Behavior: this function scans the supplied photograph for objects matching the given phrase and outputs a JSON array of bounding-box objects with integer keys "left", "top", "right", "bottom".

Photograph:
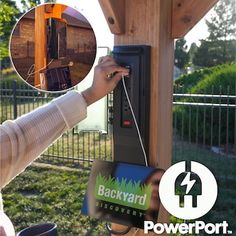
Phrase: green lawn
[{"left": 2, "top": 164, "right": 108, "bottom": 236}]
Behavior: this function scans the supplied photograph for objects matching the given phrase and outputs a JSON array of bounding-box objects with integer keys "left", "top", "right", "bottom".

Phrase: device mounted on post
[
  {"left": 47, "top": 18, "right": 67, "bottom": 60},
  {"left": 113, "top": 45, "right": 151, "bottom": 165}
]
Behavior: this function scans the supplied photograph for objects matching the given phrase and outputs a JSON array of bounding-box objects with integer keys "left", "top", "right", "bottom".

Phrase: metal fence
[
  {"left": 1, "top": 79, "right": 236, "bottom": 171},
  {"left": 173, "top": 92, "right": 236, "bottom": 153}
]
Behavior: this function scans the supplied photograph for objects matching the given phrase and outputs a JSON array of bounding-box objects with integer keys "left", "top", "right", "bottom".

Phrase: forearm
[
  {"left": 0, "top": 91, "right": 87, "bottom": 188},
  {"left": 0, "top": 56, "right": 128, "bottom": 189}
]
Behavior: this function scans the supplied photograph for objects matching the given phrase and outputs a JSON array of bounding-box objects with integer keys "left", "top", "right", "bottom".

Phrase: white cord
[
  {"left": 122, "top": 75, "right": 148, "bottom": 167},
  {"left": 26, "top": 59, "right": 54, "bottom": 81}
]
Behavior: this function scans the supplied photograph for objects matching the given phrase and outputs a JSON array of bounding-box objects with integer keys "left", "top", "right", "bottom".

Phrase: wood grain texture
[
  {"left": 45, "top": 4, "right": 67, "bottom": 19},
  {"left": 172, "top": 0, "right": 219, "bottom": 38},
  {"left": 113, "top": 0, "right": 174, "bottom": 235},
  {"left": 34, "top": 6, "right": 47, "bottom": 87},
  {"left": 98, "top": 0, "right": 125, "bottom": 34}
]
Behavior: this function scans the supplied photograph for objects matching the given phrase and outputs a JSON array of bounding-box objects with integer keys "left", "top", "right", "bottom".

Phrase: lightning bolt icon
[{"left": 180, "top": 172, "right": 196, "bottom": 194}]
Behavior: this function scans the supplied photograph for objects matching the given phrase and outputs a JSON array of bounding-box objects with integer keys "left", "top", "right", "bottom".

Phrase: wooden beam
[
  {"left": 111, "top": 0, "right": 174, "bottom": 235},
  {"left": 34, "top": 4, "right": 67, "bottom": 88},
  {"left": 45, "top": 3, "right": 67, "bottom": 19},
  {"left": 172, "top": 0, "right": 219, "bottom": 38},
  {"left": 98, "top": 0, "right": 125, "bottom": 34},
  {"left": 34, "top": 5, "right": 47, "bottom": 88}
]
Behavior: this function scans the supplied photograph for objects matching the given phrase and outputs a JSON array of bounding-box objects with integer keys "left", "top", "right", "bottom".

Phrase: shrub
[
  {"left": 174, "top": 63, "right": 236, "bottom": 147},
  {"left": 174, "top": 64, "right": 234, "bottom": 93},
  {"left": 174, "top": 67, "right": 214, "bottom": 92},
  {"left": 190, "top": 63, "right": 236, "bottom": 95}
]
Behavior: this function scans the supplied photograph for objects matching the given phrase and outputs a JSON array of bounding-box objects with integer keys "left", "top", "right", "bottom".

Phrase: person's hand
[{"left": 82, "top": 56, "right": 129, "bottom": 105}]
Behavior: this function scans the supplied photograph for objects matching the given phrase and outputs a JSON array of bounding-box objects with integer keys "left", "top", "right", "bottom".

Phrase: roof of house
[
  {"left": 63, "top": 13, "right": 91, "bottom": 29},
  {"left": 23, "top": 7, "right": 91, "bottom": 29}
]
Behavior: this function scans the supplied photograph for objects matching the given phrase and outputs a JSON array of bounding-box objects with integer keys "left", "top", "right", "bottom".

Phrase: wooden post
[
  {"left": 114, "top": 0, "right": 174, "bottom": 170},
  {"left": 113, "top": 0, "right": 174, "bottom": 235},
  {"left": 34, "top": 4, "right": 67, "bottom": 88},
  {"left": 34, "top": 5, "right": 47, "bottom": 88}
]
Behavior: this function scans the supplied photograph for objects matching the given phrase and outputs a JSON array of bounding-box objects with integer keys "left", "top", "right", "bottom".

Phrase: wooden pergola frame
[
  {"left": 34, "top": 4, "right": 67, "bottom": 88},
  {"left": 98, "top": 0, "right": 218, "bottom": 235}
]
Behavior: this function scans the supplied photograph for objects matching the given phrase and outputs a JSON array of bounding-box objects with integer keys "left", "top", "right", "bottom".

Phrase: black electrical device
[
  {"left": 112, "top": 45, "right": 151, "bottom": 165},
  {"left": 47, "top": 18, "right": 67, "bottom": 59},
  {"left": 45, "top": 66, "right": 72, "bottom": 91}
]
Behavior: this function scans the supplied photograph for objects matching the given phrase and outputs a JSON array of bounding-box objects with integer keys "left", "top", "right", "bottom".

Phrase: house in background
[{"left": 10, "top": 7, "right": 96, "bottom": 87}]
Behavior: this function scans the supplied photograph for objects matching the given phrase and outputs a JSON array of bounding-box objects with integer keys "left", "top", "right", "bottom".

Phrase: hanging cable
[
  {"left": 121, "top": 74, "right": 148, "bottom": 167},
  {"left": 26, "top": 59, "right": 54, "bottom": 81}
]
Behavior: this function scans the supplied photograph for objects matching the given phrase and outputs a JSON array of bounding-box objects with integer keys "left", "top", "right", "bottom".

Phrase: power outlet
[
  {"left": 121, "top": 66, "right": 132, "bottom": 128},
  {"left": 113, "top": 45, "right": 151, "bottom": 165}
]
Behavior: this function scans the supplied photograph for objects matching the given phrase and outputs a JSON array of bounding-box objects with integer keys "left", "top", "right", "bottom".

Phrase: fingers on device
[{"left": 112, "top": 45, "right": 151, "bottom": 165}]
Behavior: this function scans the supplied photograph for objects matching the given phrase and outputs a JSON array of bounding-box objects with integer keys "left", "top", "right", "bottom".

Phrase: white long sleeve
[{"left": 0, "top": 91, "right": 87, "bottom": 189}]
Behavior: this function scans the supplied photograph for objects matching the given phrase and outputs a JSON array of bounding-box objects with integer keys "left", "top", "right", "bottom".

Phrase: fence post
[{"left": 12, "top": 80, "right": 17, "bottom": 119}]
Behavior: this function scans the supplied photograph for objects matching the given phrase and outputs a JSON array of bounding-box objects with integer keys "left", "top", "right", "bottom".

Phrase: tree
[
  {"left": 20, "top": 0, "right": 56, "bottom": 13},
  {"left": 20, "top": 0, "right": 42, "bottom": 12},
  {"left": 188, "top": 42, "right": 198, "bottom": 64},
  {"left": 193, "top": 39, "right": 236, "bottom": 67},
  {"left": 0, "top": 0, "right": 20, "bottom": 66},
  {"left": 206, "top": 0, "right": 236, "bottom": 41},
  {"left": 174, "top": 38, "right": 190, "bottom": 70},
  {"left": 193, "top": 0, "right": 236, "bottom": 67}
]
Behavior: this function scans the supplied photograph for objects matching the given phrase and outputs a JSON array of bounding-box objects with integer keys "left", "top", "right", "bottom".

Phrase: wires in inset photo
[{"left": 26, "top": 59, "right": 54, "bottom": 81}]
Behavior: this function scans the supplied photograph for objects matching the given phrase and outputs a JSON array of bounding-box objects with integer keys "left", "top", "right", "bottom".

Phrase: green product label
[{"left": 94, "top": 174, "right": 152, "bottom": 210}]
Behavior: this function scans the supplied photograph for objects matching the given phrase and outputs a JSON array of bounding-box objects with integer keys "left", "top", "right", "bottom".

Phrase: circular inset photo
[{"left": 10, "top": 3, "right": 97, "bottom": 92}]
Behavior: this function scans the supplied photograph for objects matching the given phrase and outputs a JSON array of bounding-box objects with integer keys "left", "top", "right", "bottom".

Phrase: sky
[{"left": 185, "top": 10, "right": 213, "bottom": 47}]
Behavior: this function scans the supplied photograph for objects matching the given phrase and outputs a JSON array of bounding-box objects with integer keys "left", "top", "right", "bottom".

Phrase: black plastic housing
[
  {"left": 113, "top": 45, "right": 151, "bottom": 165},
  {"left": 47, "top": 18, "right": 67, "bottom": 59}
]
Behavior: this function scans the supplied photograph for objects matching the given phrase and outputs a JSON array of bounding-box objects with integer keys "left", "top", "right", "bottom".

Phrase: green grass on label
[{"left": 95, "top": 174, "right": 152, "bottom": 210}]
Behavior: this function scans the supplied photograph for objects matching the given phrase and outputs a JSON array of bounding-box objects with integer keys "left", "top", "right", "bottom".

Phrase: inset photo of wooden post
[{"left": 10, "top": 3, "right": 97, "bottom": 92}]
